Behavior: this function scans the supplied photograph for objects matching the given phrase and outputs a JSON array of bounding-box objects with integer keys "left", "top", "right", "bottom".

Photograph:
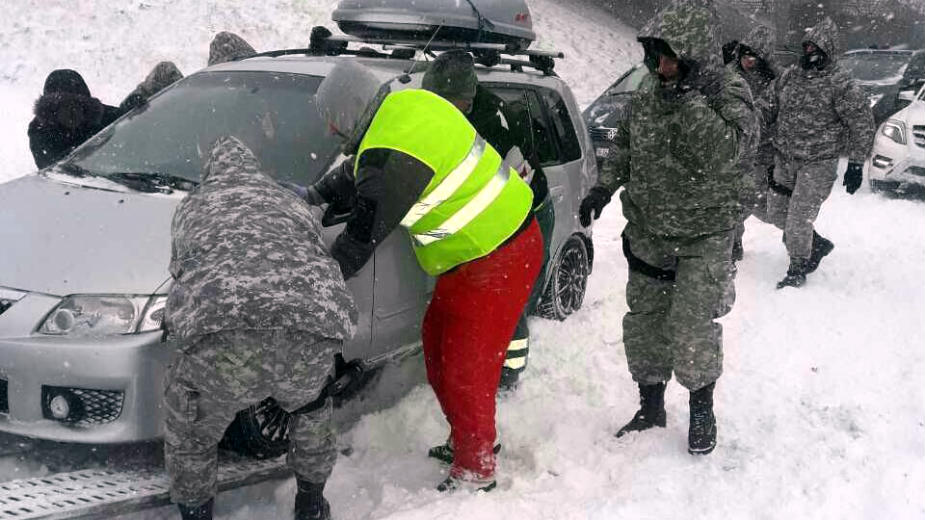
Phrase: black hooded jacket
[{"left": 28, "top": 69, "right": 125, "bottom": 169}]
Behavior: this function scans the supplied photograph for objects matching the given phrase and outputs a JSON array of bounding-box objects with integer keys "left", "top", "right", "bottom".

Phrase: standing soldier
[
  {"left": 579, "top": 3, "right": 758, "bottom": 455},
  {"left": 419, "top": 50, "right": 555, "bottom": 392},
  {"left": 732, "top": 25, "right": 779, "bottom": 260},
  {"left": 164, "top": 135, "right": 357, "bottom": 520},
  {"left": 292, "top": 60, "right": 543, "bottom": 491},
  {"left": 769, "top": 17, "right": 875, "bottom": 288}
]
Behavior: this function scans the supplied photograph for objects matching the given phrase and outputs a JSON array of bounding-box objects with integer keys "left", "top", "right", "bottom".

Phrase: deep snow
[{"left": 1, "top": 1, "right": 924, "bottom": 519}]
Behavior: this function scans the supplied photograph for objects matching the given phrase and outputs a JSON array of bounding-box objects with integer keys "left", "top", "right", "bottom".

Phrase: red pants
[{"left": 422, "top": 218, "right": 543, "bottom": 480}]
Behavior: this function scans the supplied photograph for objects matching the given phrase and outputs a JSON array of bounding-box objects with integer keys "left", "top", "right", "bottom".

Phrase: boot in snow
[
  {"left": 616, "top": 382, "right": 667, "bottom": 437},
  {"left": 178, "top": 498, "right": 213, "bottom": 520},
  {"left": 436, "top": 475, "right": 497, "bottom": 493},
  {"left": 732, "top": 237, "right": 744, "bottom": 262},
  {"left": 428, "top": 438, "right": 501, "bottom": 466},
  {"left": 804, "top": 231, "right": 834, "bottom": 274},
  {"left": 776, "top": 257, "right": 807, "bottom": 289},
  {"left": 688, "top": 382, "right": 716, "bottom": 455},
  {"left": 294, "top": 479, "right": 331, "bottom": 520}
]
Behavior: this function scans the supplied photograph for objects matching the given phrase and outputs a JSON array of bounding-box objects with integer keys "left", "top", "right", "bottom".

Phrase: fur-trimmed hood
[{"left": 33, "top": 91, "right": 106, "bottom": 130}]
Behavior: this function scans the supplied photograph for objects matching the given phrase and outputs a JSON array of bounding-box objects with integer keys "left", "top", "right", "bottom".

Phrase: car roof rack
[{"left": 245, "top": 26, "right": 564, "bottom": 76}]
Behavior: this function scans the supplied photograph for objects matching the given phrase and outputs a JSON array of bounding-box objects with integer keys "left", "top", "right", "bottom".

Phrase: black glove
[
  {"left": 579, "top": 186, "right": 612, "bottom": 227},
  {"left": 843, "top": 162, "right": 863, "bottom": 195}
]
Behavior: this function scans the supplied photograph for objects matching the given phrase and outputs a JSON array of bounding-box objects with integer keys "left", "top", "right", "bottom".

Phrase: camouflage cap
[{"left": 422, "top": 50, "right": 478, "bottom": 101}]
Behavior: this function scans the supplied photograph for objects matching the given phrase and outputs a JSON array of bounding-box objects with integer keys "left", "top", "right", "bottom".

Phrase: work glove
[
  {"left": 579, "top": 186, "right": 612, "bottom": 227},
  {"left": 278, "top": 180, "right": 309, "bottom": 199},
  {"left": 843, "top": 162, "right": 863, "bottom": 195}
]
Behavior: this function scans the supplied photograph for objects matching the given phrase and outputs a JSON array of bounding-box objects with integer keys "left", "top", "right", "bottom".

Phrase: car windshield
[
  {"left": 64, "top": 71, "right": 342, "bottom": 186},
  {"left": 606, "top": 66, "right": 648, "bottom": 96},
  {"left": 841, "top": 53, "right": 911, "bottom": 82}
]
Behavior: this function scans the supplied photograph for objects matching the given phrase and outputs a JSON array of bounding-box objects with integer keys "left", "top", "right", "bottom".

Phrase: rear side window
[{"left": 535, "top": 88, "right": 582, "bottom": 164}]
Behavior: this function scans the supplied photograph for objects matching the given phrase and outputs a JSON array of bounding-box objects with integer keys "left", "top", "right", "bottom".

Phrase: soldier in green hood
[{"left": 579, "top": 2, "right": 758, "bottom": 455}]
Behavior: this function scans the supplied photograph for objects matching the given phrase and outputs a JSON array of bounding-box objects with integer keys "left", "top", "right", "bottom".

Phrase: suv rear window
[
  {"left": 67, "top": 71, "right": 341, "bottom": 185},
  {"left": 489, "top": 85, "right": 582, "bottom": 167}
]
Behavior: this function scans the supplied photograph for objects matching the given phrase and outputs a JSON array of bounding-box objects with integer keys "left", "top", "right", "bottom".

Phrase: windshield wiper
[
  {"left": 55, "top": 162, "right": 96, "bottom": 178},
  {"left": 105, "top": 172, "right": 199, "bottom": 193}
]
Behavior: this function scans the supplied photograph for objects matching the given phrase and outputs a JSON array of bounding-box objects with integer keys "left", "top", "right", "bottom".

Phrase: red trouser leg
[{"left": 422, "top": 219, "right": 543, "bottom": 480}]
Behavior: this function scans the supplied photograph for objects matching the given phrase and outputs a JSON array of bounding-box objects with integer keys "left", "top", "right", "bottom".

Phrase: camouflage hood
[
  {"left": 201, "top": 136, "right": 262, "bottom": 183},
  {"left": 638, "top": 2, "right": 721, "bottom": 77},
  {"left": 802, "top": 17, "right": 840, "bottom": 65},
  {"left": 740, "top": 25, "right": 776, "bottom": 64}
]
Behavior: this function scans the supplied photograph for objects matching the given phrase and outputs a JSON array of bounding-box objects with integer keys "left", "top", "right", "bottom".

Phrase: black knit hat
[
  {"left": 422, "top": 50, "right": 478, "bottom": 100},
  {"left": 43, "top": 69, "right": 90, "bottom": 97}
]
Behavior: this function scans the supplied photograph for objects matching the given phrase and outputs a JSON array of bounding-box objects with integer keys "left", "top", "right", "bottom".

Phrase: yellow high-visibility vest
[{"left": 356, "top": 89, "right": 533, "bottom": 276}]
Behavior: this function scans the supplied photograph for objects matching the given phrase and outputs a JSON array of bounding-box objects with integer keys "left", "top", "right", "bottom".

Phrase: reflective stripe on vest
[{"left": 357, "top": 89, "right": 533, "bottom": 276}]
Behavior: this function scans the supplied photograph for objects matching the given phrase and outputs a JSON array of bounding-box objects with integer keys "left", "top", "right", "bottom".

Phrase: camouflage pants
[
  {"left": 621, "top": 223, "right": 735, "bottom": 391},
  {"left": 164, "top": 329, "right": 339, "bottom": 507},
  {"left": 767, "top": 158, "right": 838, "bottom": 259},
  {"left": 735, "top": 164, "right": 773, "bottom": 244}
]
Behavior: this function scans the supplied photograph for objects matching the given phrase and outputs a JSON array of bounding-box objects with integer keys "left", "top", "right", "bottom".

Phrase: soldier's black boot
[
  {"left": 178, "top": 498, "right": 214, "bottom": 520},
  {"left": 805, "top": 231, "right": 834, "bottom": 274},
  {"left": 776, "top": 257, "right": 807, "bottom": 289},
  {"left": 294, "top": 479, "right": 331, "bottom": 520},
  {"left": 688, "top": 382, "right": 717, "bottom": 455},
  {"left": 616, "top": 382, "right": 667, "bottom": 437}
]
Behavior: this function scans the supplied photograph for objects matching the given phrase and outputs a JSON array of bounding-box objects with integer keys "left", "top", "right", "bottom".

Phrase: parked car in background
[
  {"left": 866, "top": 83, "right": 925, "bottom": 194},
  {"left": 840, "top": 49, "right": 917, "bottom": 108},
  {"left": 0, "top": 3, "right": 596, "bottom": 457},
  {"left": 870, "top": 50, "right": 925, "bottom": 125},
  {"left": 582, "top": 64, "right": 646, "bottom": 171}
]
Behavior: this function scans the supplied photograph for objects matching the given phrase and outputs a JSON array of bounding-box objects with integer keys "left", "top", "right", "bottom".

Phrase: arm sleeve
[
  {"left": 834, "top": 78, "right": 876, "bottom": 164},
  {"left": 331, "top": 148, "right": 434, "bottom": 279},
  {"left": 311, "top": 158, "right": 358, "bottom": 206},
  {"left": 596, "top": 103, "right": 632, "bottom": 196}
]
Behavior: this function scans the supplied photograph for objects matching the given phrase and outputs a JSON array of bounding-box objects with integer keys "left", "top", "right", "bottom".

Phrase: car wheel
[
  {"left": 537, "top": 236, "right": 590, "bottom": 321},
  {"left": 220, "top": 397, "right": 291, "bottom": 460}
]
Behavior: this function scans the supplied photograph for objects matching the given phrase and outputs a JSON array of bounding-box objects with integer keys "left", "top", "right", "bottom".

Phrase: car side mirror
[{"left": 321, "top": 203, "right": 353, "bottom": 227}]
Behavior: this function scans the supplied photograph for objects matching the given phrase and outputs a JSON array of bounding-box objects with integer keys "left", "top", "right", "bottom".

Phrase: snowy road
[{"left": 1, "top": 1, "right": 924, "bottom": 519}]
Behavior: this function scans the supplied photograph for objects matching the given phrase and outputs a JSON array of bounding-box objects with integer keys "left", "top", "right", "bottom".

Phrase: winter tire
[
  {"left": 220, "top": 397, "right": 291, "bottom": 460},
  {"left": 537, "top": 235, "right": 590, "bottom": 321}
]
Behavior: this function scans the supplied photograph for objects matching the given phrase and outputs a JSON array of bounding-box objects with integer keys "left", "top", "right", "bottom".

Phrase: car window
[
  {"left": 537, "top": 88, "right": 582, "bottom": 164},
  {"left": 524, "top": 90, "right": 560, "bottom": 166},
  {"left": 606, "top": 66, "right": 647, "bottom": 96},
  {"left": 486, "top": 87, "right": 536, "bottom": 160},
  {"left": 66, "top": 71, "right": 341, "bottom": 185},
  {"left": 841, "top": 53, "right": 912, "bottom": 82}
]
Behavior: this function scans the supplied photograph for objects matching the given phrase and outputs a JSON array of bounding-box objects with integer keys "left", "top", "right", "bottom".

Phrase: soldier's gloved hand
[
  {"left": 843, "top": 162, "right": 863, "bottom": 195},
  {"left": 579, "top": 186, "right": 612, "bottom": 227}
]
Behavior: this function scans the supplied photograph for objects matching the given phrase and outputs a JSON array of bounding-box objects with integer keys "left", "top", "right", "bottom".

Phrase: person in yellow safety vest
[
  {"left": 419, "top": 50, "right": 556, "bottom": 394},
  {"left": 283, "top": 60, "right": 544, "bottom": 492}
]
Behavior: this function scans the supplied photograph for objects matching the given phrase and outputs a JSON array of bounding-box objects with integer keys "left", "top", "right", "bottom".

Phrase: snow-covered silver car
[
  {"left": 866, "top": 83, "right": 925, "bottom": 193},
  {"left": 0, "top": 48, "right": 596, "bottom": 451}
]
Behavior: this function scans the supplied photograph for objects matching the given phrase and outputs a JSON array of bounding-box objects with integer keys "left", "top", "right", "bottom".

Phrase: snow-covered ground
[{"left": 2, "top": 1, "right": 924, "bottom": 519}]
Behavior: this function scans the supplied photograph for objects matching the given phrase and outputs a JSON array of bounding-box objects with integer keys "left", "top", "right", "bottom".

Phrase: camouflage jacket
[
  {"left": 738, "top": 25, "right": 778, "bottom": 170},
  {"left": 772, "top": 18, "right": 875, "bottom": 164},
  {"left": 597, "top": 3, "right": 758, "bottom": 238},
  {"left": 165, "top": 137, "right": 357, "bottom": 341}
]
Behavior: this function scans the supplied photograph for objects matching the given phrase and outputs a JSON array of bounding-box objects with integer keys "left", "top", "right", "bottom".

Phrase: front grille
[
  {"left": 0, "top": 379, "right": 8, "bottom": 414},
  {"left": 42, "top": 386, "right": 124, "bottom": 426},
  {"left": 589, "top": 126, "right": 618, "bottom": 142},
  {"left": 914, "top": 126, "right": 925, "bottom": 149}
]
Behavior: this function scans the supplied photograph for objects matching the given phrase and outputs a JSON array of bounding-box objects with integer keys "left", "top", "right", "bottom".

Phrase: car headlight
[
  {"left": 881, "top": 120, "right": 907, "bottom": 145},
  {"left": 38, "top": 295, "right": 167, "bottom": 337}
]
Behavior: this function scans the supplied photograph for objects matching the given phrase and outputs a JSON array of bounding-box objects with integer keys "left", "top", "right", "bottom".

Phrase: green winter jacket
[{"left": 597, "top": 3, "right": 758, "bottom": 238}]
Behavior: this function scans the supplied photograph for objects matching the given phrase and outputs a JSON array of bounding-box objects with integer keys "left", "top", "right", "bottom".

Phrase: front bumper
[
  {"left": 867, "top": 135, "right": 925, "bottom": 187},
  {"left": 0, "top": 292, "right": 170, "bottom": 443}
]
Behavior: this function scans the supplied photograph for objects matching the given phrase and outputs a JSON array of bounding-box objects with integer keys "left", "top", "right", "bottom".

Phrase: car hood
[
  {"left": 896, "top": 99, "right": 925, "bottom": 124},
  {"left": 0, "top": 174, "right": 179, "bottom": 296}
]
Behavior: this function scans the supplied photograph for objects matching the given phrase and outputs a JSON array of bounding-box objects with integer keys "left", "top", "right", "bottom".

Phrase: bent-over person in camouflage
[
  {"left": 768, "top": 17, "right": 874, "bottom": 288},
  {"left": 579, "top": 2, "right": 758, "bottom": 456},
  {"left": 163, "top": 136, "right": 357, "bottom": 520}
]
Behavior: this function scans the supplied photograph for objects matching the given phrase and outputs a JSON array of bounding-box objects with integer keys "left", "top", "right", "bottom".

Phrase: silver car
[{"left": 0, "top": 52, "right": 596, "bottom": 454}]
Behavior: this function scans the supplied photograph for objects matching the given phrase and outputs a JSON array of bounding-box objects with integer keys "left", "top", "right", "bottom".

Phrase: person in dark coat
[{"left": 27, "top": 69, "right": 124, "bottom": 168}]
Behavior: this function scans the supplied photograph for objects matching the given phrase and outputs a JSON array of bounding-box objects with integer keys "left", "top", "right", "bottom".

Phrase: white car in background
[{"left": 867, "top": 84, "right": 925, "bottom": 193}]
